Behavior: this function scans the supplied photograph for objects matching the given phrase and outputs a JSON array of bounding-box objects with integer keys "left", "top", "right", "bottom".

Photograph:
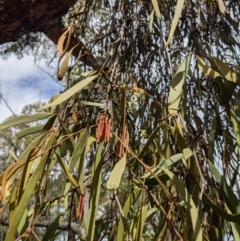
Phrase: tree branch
[
  {"left": 0, "top": 215, "right": 84, "bottom": 235},
  {"left": 0, "top": 0, "right": 105, "bottom": 69}
]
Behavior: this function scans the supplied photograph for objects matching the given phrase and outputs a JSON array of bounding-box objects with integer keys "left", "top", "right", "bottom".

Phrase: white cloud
[{"left": 0, "top": 55, "right": 63, "bottom": 122}]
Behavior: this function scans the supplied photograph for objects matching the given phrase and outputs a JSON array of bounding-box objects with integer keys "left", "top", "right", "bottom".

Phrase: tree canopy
[{"left": 1, "top": 0, "right": 240, "bottom": 240}]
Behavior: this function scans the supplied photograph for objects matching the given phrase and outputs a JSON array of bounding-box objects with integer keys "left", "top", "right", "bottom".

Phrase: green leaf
[
  {"left": 5, "top": 131, "right": 56, "bottom": 241},
  {"left": 207, "top": 118, "right": 217, "bottom": 162},
  {"left": 19, "top": 134, "right": 43, "bottom": 161},
  {"left": 64, "top": 182, "right": 71, "bottom": 210},
  {"left": 2, "top": 134, "right": 43, "bottom": 202},
  {"left": 234, "top": 94, "right": 240, "bottom": 118},
  {"left": 136, "top": 205, "right": 148, "bottom": 241},
  {"left": 142, "top": 153, "right": 183, "bottom": 180},
  {"left": 42, "top": 114, "right": 57, "bottom": 132},
  {"left": 161, "top": 168, "right": 203, "bottom": 241},
  {"left": 219, "top": 81, "right": 236, "bottom": 105},
  {"left": 230, "top": 108, "right": 240, "bottom": 157},
  {"left": 197, "top": 57, "right": 221, "bottom": 79},
  {"left": 16, "top": 125, "right": 44, "bottom": 139},
  {"left": 17, "top": 209, "right": 28, "bottom": 235},
  {"left": 17, "top": 151, "right": 41, "bottom": 204},
  {"left": 168, "top": 55, "right": 191, "bottom": 116},
  {"left": 55, "top": 152, "right": 79, "bottom": 191},
  {"left": 42, "top": 214, "right": 63, "bottom": 241},
  {"left": 200, "top": 10, "right": 207, "bottom": 29},
  {"left": 117, "top": 188, "right": 139, "bottom": 241},
  {"left": 165, "top": 0, "right": 185, "bottom": 46},
  {"left": 212, "top": 57, "right": 238, "bottom": 83},
  {"left": 0, "top": 112, "right": 51, "bottom": 130},
  {"left": 80, "top": 70, "right": 98, "bottom": 77},
  {"left": 198, "top": 56, "right": 238, "bottom": 84},
  {"left": 138, "top": 126, "right": 161, "bottom": 159},
  {"left": 169, "top": 125, "right": 188, "bottom": 150},
  {"left": 148, "top": 10, "right": 154, "bottom": 31},
  {"left": 226, "top": 205, "right": 240, "bottom": 241},
  {"left": 203, "top": 193, "right": 240, "bottom": 222},
  {"left": 208, "top": 160, "right": 240, "bottom": 213},
  {"left": 69, "top": 127, "right": 89, "bottom": 172},
  {"left": 183, "top": 148, "right": 193, "bottom": 160},
  {"left": 39, "top": 75, "right": 99, "bottom": 110},
  {"left": 146, "top": 207, "right": 158, "bottom": 220},
  {"left": 151, "top": 0, "right": 161, "bottom": 19},
  {"left": 81, "top": 101, "right": 105, "bottom": 107},
  {"left": 8, "top": 180, "right": 20, "bottom": 224},
  {"left": 107, "top": 154, "right": 127, "bottom": 190},
  {"left": 87, "top": 144, "right": 103, "bottom": 241}
]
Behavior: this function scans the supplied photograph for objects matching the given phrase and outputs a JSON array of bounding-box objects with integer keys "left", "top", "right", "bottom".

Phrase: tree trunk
[{"left": 0, "top": 0, "right": 102, "bottom": 69}]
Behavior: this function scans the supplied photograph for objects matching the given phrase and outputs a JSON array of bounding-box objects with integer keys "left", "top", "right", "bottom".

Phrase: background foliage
[{"left": 1, "top": 0, "right": 240, "bottom": 240}]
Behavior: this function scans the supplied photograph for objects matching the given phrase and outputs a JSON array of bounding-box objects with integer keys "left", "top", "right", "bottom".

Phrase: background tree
[{"left": 1, "top": 0, "right": 240, "bottom": 240}]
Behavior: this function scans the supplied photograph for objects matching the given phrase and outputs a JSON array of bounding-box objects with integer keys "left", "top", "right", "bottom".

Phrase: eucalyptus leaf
[{"left": 0, "top": 112, "right": 51, "bottom": 131}]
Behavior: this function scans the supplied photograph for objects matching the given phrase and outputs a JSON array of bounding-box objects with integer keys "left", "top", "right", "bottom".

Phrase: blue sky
[{"left": 0, "top": 55, "right": 64, "bottom": 122}]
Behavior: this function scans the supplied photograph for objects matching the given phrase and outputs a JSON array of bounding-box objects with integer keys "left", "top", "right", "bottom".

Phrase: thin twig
[
  {"left": 114, "top": 192, "right": 125, "bottom": 218},
  {"left": 0, "top": 94, "right": 17, "bottom": 117},
  {"left": 153, "top": 22, "right": 174, "bottom": 79},
  {"left": 193, "top": 149, "right": 207, "bottom": 212},
  {"left": 130, "top": 170, "right": 183, "bottom": 241}
]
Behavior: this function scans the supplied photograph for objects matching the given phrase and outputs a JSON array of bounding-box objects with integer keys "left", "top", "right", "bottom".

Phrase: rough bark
[{"left": 0, "top": 0, "right": 102, "bottom": 69}]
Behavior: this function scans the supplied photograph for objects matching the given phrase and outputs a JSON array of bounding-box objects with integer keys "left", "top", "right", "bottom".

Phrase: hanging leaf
[
  {"left": 217, "top": 0, "right": 225, "bottom": 14},
  {"left": 87, "top": 145, "right": 103, "bottom": 241},
  {"left": 117, "top": 188, "right": 139, "bottom": 240},
  {"left": 212, "top": 57, "right": 238, "bottom": 83},
  {"left": 39, "top": 74, "right": 99, "bottom": 110},
  {"left": 135, "top": 205, "right": 148, "bottom": 241},
  {"left": 138, "top": 126, "right": 161, "bottom": 159},
  {"left": 169, "top": 125, "right": 188, "bottom": 151},
  {"left": 168, "top": 55, "right": 191, "bottom": 116},
  {"left": 55, "top": 153, "right": 79, "bottom": 191},
  {"left": 57, "top": 28, "right": 69, "bottom": 57},
  {"left": 183, "top": 148, "right": 193, "bottom": 160},
  {"left": 81, "top": 101, "right": 105, "bottom": 107},
  {"left": 234, "top": 94, "right": 240, "bottom": 118},
  {"left": 203, "top": 192, "right": 240, "bottom": 222},
  {"left": 16, "top": 124, "right": 44, "bottom": 139},
  {"left": 0, "top": 112, "right": 51, "bottom": 131},
  {"left": 200, "top": 10, "right": 207, "bottom": 28},
  {"left": 230, "top": 108, "right": 240, "bottom": 157},
  {"left": 151, "top": 0, "right": 161, "bottom": 19},
  {"left": 2, "top": 134, "right": 43, "bottom": 202},
  {"left": 199, "top": 56, "right": 238, "bottom": 84},
  {"left": 207, "top": 118, "right": 217, "bottom": 162},
  {"left": 219, "top": 81, "right": 236, "bottom": 105},
  {"left": 161, "top": 168, "right": 203, "bottom": 241},
  {"left": 208, "top": 160, "right": 240, "bottom": 213},
  {"left": 141, "top": 153, "right": 183, "bottom": 180},
  {"left": 57, "top": 24, "right": 74, "bottom": 58},
  {"left": 57, "top": 43, "right": 79, "bottom": 80},
  {"left": 5, "top": 131, "right": 56, "bottom": 241},
  {"left": 42, "top": 214, "right": 64, "bottom": 241},
  {"left": 69, "top": 127, "right": 89, "bottom": 173},
  {"left": 165, "top": 0, "right": 185, "bottom": 46},
  {"left": 107, "top": 154, "right": 127, "bottom": 190},
  {"left": 148, "top": 10, "right": 155, "bottom": 32},
  {"left": 226, "top": 205, "right": 240, "bottom": 241},
  {"left": 197, "top": 57, "right": 221, "bottom": 78}
]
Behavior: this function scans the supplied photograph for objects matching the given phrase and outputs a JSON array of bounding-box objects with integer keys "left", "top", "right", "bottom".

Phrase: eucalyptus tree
[{"left": 1, "top": 0, "right": 240, "bottom": 240}]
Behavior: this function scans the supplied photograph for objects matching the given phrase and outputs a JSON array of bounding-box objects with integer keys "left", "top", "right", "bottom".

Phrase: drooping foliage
[{"left": 1, "top": 0, "right": 240, "bottom": 240}]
